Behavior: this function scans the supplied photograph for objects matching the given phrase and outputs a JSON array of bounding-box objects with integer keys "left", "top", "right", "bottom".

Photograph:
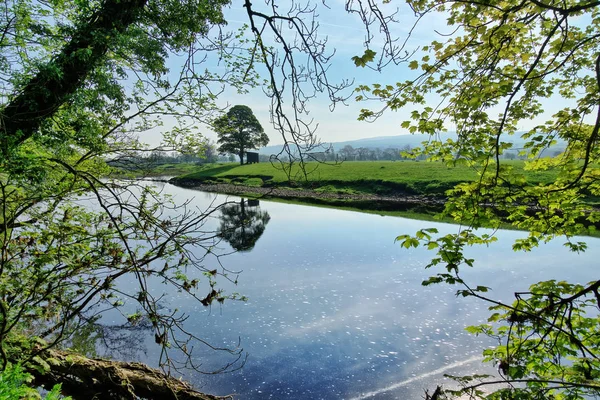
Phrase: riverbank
[
  {"left": 167, "top": 177, "right": 455, "bottom": 224},
  {"left": 170, "top": 178, "right": 446, "bottom": 212},
  {"left": 163, "top": 160, "right": 560, "bottom": 218},
  {"left": 140, "top": 159, "right": 600, "bottom": 236}
]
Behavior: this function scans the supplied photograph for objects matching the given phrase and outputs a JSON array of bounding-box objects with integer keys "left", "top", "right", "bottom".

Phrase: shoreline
[{"left": 169, "top": 178, "right": 447, "bottom": 212}]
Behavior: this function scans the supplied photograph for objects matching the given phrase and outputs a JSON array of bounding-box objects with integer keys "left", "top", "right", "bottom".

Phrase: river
[{"left": 95, "top": 182, "right": 599, "bottom": 399}]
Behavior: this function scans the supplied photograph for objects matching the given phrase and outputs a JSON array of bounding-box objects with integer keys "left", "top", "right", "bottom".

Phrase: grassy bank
[
  {"left": 112, "top": 162, "right": 203, "bottom": 178},
  {"left": 166, "top": 161, "right": 600, "bottom": 235},
  {"left": 173, "top": 160, "right": 557, "bottom": 196}
]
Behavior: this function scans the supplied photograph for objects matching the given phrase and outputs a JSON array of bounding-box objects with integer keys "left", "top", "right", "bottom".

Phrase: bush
[{"left": 0, "top": 363, "right": 71, "bottom": 400}]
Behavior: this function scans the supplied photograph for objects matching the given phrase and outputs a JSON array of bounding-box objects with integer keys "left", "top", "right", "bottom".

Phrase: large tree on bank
[
  {"left": 0, "top": 0, "right": 254, "bottom": 397},
  {"left": 0, "top": 0, "right": 345, "bottom": 395},
  {"left": 213, "top": 105, "right": 269, "bottom": 164}
]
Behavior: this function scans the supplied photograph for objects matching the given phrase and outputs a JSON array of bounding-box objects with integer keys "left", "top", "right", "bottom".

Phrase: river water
[{"left": 98, "top": 182, "right": 599, "bottom": 399}]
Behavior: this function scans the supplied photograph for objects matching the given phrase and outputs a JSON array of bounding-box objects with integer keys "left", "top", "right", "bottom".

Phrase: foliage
[
  {"left": 212, "top": 105, "right": 269, "bottom": 164},
  {"left": 5, "top": 0, "right": 600, "bottom": 397},
  {"left": 0, "top": 0, "right": 258, "bottom": 391},
  {"left": 355, "top": 0, "right": 600, "bottom": 398},
  {"left": 0, "top": 363, "right": 70, "bottom": 400}
]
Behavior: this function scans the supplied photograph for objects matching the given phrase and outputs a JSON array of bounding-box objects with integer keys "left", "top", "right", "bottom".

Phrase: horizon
[{"left": 137, "top": 2, "right": 575, "bottom": 153}]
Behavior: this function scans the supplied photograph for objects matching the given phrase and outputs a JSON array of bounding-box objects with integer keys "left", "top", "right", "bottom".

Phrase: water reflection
[
  {"left": 217, "top": 199, "right": 271, "bottom": 252},
  {"left": 68, "top": 317, "right": 153, "bottom": 361},
  {"left": 88, "top": 184, "right": 600, "bottom": 399}
]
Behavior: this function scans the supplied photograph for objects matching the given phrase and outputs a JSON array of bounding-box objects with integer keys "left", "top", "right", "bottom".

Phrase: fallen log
[{"left": 26, "top": 347, "right": 232, "bottom": 400}]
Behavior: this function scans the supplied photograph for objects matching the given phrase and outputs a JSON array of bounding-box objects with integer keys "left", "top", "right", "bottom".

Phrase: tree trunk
[
  {"left": 27, "top": 347, "right": 230, "bottom": 400},
  {"left": 239, "top": 149, "right": 244, "bottom": 165},
  {"left": 0, "top": 0, "right": 147, "bottom": 156}
]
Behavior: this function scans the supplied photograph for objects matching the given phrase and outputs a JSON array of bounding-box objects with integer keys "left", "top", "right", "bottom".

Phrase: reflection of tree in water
[
  {"left": 66, "top": 306, "right": 247, "bottom": 375},
  {"left": 68, "top": 317, "right": 154, "bottom": 362},
  {"left": 218, "top": 199, "right": 270, "bottom": 252}
]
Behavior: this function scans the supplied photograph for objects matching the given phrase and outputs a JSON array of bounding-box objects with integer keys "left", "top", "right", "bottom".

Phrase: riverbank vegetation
[
  {"left": 0, "top": 0, "right": 253, "bottom": 398},
  {"left": 172, "top": 160, "right": 559, "bottom": 196},
  {"left": 364, "top": 0, "right": 600, "bottom": 398}
]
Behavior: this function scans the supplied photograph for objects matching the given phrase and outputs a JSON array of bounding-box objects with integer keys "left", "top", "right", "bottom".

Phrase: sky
[
  {"left": 166, "top": 0, "right": 438, "bottom": 147},
  {"left": 149, "top": 0, "right": 577, "bottom": 149}
]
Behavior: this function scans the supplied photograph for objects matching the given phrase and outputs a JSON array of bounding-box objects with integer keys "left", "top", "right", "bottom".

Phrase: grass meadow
[{"left": 176, "top": 160, "right": 558, "bottom": 196}]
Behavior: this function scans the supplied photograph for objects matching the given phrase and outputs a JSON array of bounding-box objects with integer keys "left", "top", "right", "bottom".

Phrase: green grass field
[
  {"left": 145, "top": 163, "right": 201, "bottom": 176},
  {"left": 175, "top": 160, "right": 558, "bottom": 196},
  {"left": 112, "top": 162, "right": 203, "bottom": 178}
]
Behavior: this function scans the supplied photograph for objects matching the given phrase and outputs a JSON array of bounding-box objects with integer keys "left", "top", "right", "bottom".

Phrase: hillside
[{"left": 259, "top": 132, "right": 567, "bottom": 156}]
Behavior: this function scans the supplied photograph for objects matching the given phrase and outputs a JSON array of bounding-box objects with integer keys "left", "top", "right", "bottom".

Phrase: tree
[
  {"left": 0, "top": 0, "right": 255, "bottom": 396},
  {"left": 372, "top": 148, "right": 383, "bottom": 161},
  {"left": 0, "top": 0, "right": 366, "bottom": 395},
  {"left": 339, "top": 145, "right": 356, "bottom": 161},
  {"left": 382, "top": 148, "right": 399, "bottom": 161},
  {"left": 203, "top": 141, "right": 218, "bottom": 164},
  {"left": 356, "top": 147, "right": 370, "bottom": 161},
  {"left": 355, "top": 1, "right": 600, "bottom": 398},
  {"left": 0, "top": 0, "right": 354, "bottom": 393},
  {"left": 213, "top": 105, "right": 269, "bottom": 165}
]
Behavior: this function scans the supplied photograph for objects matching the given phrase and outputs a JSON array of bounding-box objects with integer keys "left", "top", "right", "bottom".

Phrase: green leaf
[{"left": 351, "top": 49, "right": 377, "bottom": 67}]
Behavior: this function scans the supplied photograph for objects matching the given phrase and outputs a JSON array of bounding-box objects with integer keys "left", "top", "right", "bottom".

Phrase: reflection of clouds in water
[
  {"left": 138, "top": 184, "right": 600, "bottom": 399},
  {"left": 238, "top": 261, "right": 495, "bottom": 398},
  {"left": 349, "top": 355, "right": 484, "bottom": 400},
  {"left": 283, "top": 297, "right": 401, "bottom": 336}
]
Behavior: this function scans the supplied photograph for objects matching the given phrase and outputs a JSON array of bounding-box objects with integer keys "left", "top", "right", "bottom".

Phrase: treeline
[
  {"left": 297, "top": 145, "right": 421, "bottom": 162},
  {"left": 334, "top": 145, "right": 416, "bottom": 161},
  {"left": 308, "top": 145, "right": 565, "bottom": 162},
  {"left": 111, "top": 143, "right": 566, "bottom": 168},
  {"left": 109, "top": 147, "right": 274, "bottom": 169}
]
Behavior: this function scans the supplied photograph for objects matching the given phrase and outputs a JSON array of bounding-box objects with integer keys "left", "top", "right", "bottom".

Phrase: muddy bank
[{"left": 169, "top": 178, "right": 446, "bottom": 213}]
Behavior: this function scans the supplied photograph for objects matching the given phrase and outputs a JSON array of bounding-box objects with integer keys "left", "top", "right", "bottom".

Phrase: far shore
[{"left": 169, "top": 178, "right": 447, "bottom": 217}]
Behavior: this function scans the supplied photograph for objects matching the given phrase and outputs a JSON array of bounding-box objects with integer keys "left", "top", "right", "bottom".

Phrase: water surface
[{"left": 101, "top": 183, "right": 599, "bottom": 399}]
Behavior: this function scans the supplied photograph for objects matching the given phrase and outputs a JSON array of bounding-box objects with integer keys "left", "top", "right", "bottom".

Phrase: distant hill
[
  {"left": 259, "top": 133, "right": 450, "bottom": 155},
  {"left": 259, "top": 132, "right": 566, "bottom": 155}
]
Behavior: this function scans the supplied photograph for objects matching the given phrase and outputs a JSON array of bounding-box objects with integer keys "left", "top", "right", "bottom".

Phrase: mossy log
[{"left": 27, "top": 348, "right": 231, "bottom": 400}]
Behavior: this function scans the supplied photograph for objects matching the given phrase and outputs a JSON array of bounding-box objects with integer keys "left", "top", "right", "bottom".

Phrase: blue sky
[
  {"left": 186, "top": 0, "right": 434, "bottom": 147},
  {"left": 149, "top": 0, "right": 576, "bottom": 149}
]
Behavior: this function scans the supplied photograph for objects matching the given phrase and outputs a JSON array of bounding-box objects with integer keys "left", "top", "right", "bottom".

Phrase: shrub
[{"left": 0, "top": 363, "right": 71, "bottom": 400}]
